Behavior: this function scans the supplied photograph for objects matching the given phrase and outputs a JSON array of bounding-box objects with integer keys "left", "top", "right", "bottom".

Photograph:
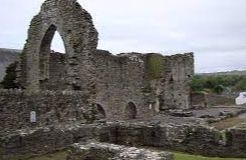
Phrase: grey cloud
[{"left": 1, "top": 0, "right": 246, "bottom": 73}]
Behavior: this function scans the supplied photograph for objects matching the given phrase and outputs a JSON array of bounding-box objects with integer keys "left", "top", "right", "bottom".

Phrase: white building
[{"left": 236, "top": 92, "right": 246, "bottom": 105}]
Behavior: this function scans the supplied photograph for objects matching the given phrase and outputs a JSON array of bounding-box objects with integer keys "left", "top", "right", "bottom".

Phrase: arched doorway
[
  {"left": 125, "top": 102, "right": 137, "bottom": 119},
  {"left": 95, "top": 104, "right": 106, "bottom": 119}
]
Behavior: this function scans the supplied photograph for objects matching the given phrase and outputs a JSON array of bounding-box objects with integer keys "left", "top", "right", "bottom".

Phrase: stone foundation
[
  {"left": 1, "top": 122, "right": 246, "bottom": 159},
  {"left": 0, "top": 90, "right": 98, "bottom": 133},
  {"left": 67, "top": 142, "right": 173, "bottom": 160}
]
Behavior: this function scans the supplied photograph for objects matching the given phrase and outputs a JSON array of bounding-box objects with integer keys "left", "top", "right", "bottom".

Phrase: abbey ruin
[{"left": 1, "top": 0, "right": 246, "bottom": 159}]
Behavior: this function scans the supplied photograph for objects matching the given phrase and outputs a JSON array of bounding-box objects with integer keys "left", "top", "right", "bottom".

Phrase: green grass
[
  {"left": 28, "top": 151, "right": 68, "bottom": 160},
  {"left": 211, "top": 117, "right": 246, "bottom": 130},
  {"left": 9, "top": 151, "right": 68, "bottom": 160},
  {"left": 175, "top": 153, "right": 246, "bottom": 160},
  {"left": 9, "top": 150, "right": 246, "bottom": 160}
]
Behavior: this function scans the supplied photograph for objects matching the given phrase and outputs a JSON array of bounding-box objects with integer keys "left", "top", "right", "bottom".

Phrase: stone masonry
[
  {"left": 15, "top": 0, "right": 194, "bottom": 121},
  {"left": 2, "top": 0, "right": 246, "bottom": 159},
  {"left": 67, "top": 142, "right": 173, "bottom": 160}
]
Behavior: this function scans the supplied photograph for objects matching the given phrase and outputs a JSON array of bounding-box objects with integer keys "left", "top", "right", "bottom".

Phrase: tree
[
  {"left": 1, "top": 61, "right": 19, "bottom": 89},
  {"left": 213, "top": 85, "right": 224, "bottom": 94}
]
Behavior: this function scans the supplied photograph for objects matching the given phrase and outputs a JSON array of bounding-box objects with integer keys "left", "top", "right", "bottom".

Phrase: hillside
[
  {"left": 0, "top": 48, "right": 20, "bottom": 81},
  {"left": 200, "top": 70, "right": 246, "bottom": 76}
]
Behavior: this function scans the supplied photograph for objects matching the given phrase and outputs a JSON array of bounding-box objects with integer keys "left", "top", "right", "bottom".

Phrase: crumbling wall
[
  {"left": 18, "top": 0, "right": 98, "bottom": 93},
  {"left": 67, "top": 142, "right": 173, "bottom": 160},
  {"left": 0, "top": 90, "right": 99, "bottom": 133},
  {"left": 2, "top": 122, "right": 246, "bottom": 159},
  {"left": 104, "top": 123, "right": 246, "bottom": 158},
  {"left": 0, "top": 124, "right": 111, "bottom": 159},
  {"left": 92, "top": 51, "right": 194, "bottom": 119},
  {"left": 160, "top": 53, "right": 194, "bottom": 110},
  {"left": 93, "top": 51, "right": 156, "bottom": 120},
  {"left": 15, "top": 0, "right": 194, "bottom": 121}
]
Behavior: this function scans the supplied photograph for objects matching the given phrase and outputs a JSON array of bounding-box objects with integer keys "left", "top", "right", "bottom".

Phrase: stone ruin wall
[
  {"left": 0, "top": 90, "right": 100, "bottom": 133},
  {"left": 1, "top": 122, "right": 246, "bottom": 159},
  {"left": 9, "top": 0, "right": 195, "bottom": 122},
  {"left": 1, "top": 0, "right": 246, "bottom": 159},
  {"left": 93, "top": 51, "right": 194, "bottom": 120},
  {"left": 0, "top": 51, "right": 193, "bottom": 132}
]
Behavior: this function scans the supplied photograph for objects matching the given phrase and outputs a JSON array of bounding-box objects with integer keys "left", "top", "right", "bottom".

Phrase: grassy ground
[
  {"left": 11, "top": 151, "right": 246, "bottom": 160},
  {"left": 175, "top": 153, "right": 246, "bottom": 160},
  {"left": 27, "top": 151, "right": 68, "bottom": 160},
  {"left": 9, "top": 151, "right": 68, "bottom": 160},
  {"left": 211, "top": 117, "right": 246, "bottom": 130}
]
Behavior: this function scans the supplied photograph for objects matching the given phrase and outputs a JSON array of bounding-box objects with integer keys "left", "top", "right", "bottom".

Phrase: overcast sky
[{"left": 0, "top": 0, "right": 246, "bottom": 73}]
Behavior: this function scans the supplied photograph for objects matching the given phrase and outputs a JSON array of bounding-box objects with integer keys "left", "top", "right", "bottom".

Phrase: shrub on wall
[{"left": 146, "top": 54, "right": 164, "bottom": 79}]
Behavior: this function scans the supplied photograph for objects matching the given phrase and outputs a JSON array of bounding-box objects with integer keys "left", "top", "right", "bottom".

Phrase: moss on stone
[{"left": 146, "top": 54, "right": 164, "bottom": 79}]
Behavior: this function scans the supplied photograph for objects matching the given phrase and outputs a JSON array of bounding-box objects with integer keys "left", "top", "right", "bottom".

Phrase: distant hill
[
  {"left": 199, "top": 70, "right": 246, "bottom": 76},
  {"left": 0, "top": 48, "right": 20, "bottom": 81}
]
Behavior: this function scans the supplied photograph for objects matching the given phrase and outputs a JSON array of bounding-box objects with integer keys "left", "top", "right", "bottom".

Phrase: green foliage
[
  {"left": 213, "top": 85, "right": 225, "bottom": 94},
  {"left": 1, "top": 61, "right": 19, "bottom": 89},
  {"left": 191, "top": 75, "right": 204, "bottom": 91},
  {"left": 146, "top": 54, "right": 163, "bottom": 79},
  {"left": 191, "top": 74, "right": 246, "bottom": 94},
  {"left": 234, "top": 79, "right": 246, "bottom": 91}
]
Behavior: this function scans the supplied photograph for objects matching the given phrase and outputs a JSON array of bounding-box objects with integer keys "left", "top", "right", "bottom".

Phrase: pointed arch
[
  {"left": 39, "top": 24, "right": 58, "bottom": 81},
  {"left": 18, "top": 0, "right": 98, "bottom": 91}
]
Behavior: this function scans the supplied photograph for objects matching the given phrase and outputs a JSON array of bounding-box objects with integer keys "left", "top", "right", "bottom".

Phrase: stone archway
[
  {"left": 18, "top": 0, "right": 98, "bottom": 91},
  {"left": 125, "top": 102, "right": 137, "bottom": 119},
  {"left": 38, "top": 24, "right": 69, "bottom": 90}
]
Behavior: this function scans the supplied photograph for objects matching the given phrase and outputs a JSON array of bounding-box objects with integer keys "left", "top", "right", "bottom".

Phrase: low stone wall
[
  {"left": 105, "top": 122, "right": 246, "bottom": 158},
  {"left": 0, "top": 90, "right": 98, "bottom": 133},
  {"left": 1, "top": 121, "right": 246, "bottom": 159},
  {"left": 0, "top": 123, "right": 111, "bottom": 159},
  {"left": 67, "top": 142, "right": 173, "bottom": 160}
]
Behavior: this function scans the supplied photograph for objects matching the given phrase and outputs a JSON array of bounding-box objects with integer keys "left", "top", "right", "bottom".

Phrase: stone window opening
[{"left": 125, "top": 102, "right": 137, "bottom": 119}]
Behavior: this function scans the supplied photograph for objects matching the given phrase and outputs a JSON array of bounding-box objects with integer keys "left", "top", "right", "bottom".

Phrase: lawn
[
  {"left": 211, "top": 117, "right": 246, "bottom": 130},
  {"left": 9, "top": 151, "right": 246, "bottom": 160},
  {"left": 175, "top": 153, "right": 246, "bottom": 160},
  {"left": 9, "top": 151, "right": 68, "bottom": 160}
]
